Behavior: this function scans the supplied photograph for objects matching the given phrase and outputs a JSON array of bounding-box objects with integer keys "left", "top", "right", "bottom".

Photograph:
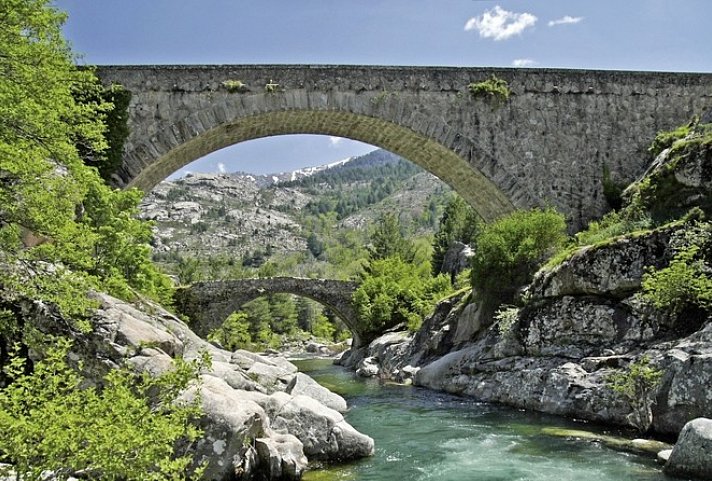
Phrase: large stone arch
[
  {"left": 126, "top": 107, "right": 520, "bottom": 223},
  {"left": 97, "top": 65, "right": 712, "bottom": 228},
  {"left": 174, "top": 278, "right": 365, "bottom": 346}
]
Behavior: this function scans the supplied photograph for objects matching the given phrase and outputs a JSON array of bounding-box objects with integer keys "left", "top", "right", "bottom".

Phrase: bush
[
  {"left": 648, "top": 122, "right": 693, "bottom": 158},
  {"left": 353, "top": 256, "right": 452, "bottom": 336},
  {"left": 468, "top": 75, "right": 511, "bottom": 103},
  {"left": 0, "top": 338, "right": 205, "bottom": 481},
  {"left": 642, "top": 223, "right": 712, "bottom": 313},
  {"left": 607, "top": 356, "right": 663, "bottom": 432},
  {"left": 221, "top": 79, "right": 247, "bottom": 93},
  {"left": 471, "top": 208, "right": 566, "bottom": 302},
  {"left": 545, "top": 204, "right": 652, "bottom": 269}
]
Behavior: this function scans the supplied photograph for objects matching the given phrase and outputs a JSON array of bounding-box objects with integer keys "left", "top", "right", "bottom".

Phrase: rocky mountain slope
[{"left": 140, "top": 149, "right": 450, "bottom": 272}]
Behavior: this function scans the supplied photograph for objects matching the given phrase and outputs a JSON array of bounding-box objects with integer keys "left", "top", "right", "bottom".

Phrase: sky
[{"left": 56, "top": 0, "right": 712, "bottom": 177}]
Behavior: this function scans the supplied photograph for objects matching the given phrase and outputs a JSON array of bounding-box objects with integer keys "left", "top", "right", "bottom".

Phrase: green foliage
[
  {"left": 431, "top": 194, "right": 479, "bottom": 277},
  {"left": 306, "top": 232, "right": 325, "bottom": 258},
  {"left": 264, "top": 80, "right": 279, "bottom": 93},
  {"left": 209, "top": 311, "right": 252, "bottom": 351},
  {"left": 602, "top": 164, "right": 625, "bottom": 210},
  {"left": 311, "top": 313, "right": 336, "bottom": 340},
  {"left": 607, "top": 356, "right": 663, "bottom": 432},
  {"left": 648, "top": 122, "right": 693, "bottom": 158},
  {"left": 642, "top": 223, "right": 712, "bottom": 313},
  {"left": 494, "top": 305, "right": 520, "bottom": 334},
  {"left": 221, "top": 79, "right": 247, "bottom": 93},
  {"left": 468, "top": 75, "right": 511, "bottom": 103},
  {"left": 545, "top": 205, "right": 652, "bottom": 269},
  {"left": 0, "top": 0, "right": 173, "bottom": 324},
  {"left": 471, "top": 208, "right": 567, "bottom": 302},
  {"left": 282, "top": 159, "right": 423, "bottom": 220},
  {"left": 368, "top": 212, "right": 415, "bottom": 262},
  {"left": 73, "top": 82, "right": 131, "bottom": 182},
  {"left": 354, "top": 256, "right": 452, "bottom": 335},
  {"left": 176, "top": 256, "right": 202, "bottom": 285},
  {"left": 0, "top": 338, "right": 204, "bottom": 481},
  {"left": 637, "top": 128, "right": 712, "bottom": 223}
]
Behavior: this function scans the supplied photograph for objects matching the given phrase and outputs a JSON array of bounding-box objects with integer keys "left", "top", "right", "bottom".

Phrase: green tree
[
  {"left": 209, "top": 312, "right": 252, "bottom": 351},
  {"left": 0, "top": 0, "right": 173, "bottom": 324},
  {"left": 306, "top": 232, "right": 324, "bottom": 258},
  {"left": 607, "top": 356, "right": 663, "bottom": 432},
  {"left": 471, "top": 208, "right": 567, "bottom": 305},
  {"left": 0, "top": 338, "right": 205, "bottom": 481},
  {"left": 431, "top": 195, "right": 479, "bottom": 276},
  {"left": 269, "top": 294, "right": 298, "bottom": 334},
  {"left": 368, "top": 212, "right": 415, "bottom": 262},
  {"left": 241, "top": 298, "right": 273, "bottom": 345},
  {"left": 311, "top": 313, "right": 336, "bottom": 340},
  {"left": 353, "top": 256, "right": 452, "bottom": 336},
  {"left": 177, "top": 256, "right": 202, "bottom": 285},
  {"left": 641, "top": 223, "right": 712, "bottom": 313},
  {"left": 296, "top": 297, "right": 318, "bottom": 332}
]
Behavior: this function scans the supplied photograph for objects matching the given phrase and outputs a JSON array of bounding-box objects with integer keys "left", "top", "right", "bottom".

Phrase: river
[{"left": 294, "top": 358, "right": 673, "bottom": 481}]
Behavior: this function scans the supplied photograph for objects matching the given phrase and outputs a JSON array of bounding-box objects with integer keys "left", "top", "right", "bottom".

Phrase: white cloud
[
  {"left": 217, "top": 162, "right": 226, "bottom": 173},
  {"left": 512, "top": 58, "right": 537, "bottom": 67},
  {"left": 464, "top": 6, "right": 537, "bottom": 41},
  {"left": 329, "top": 136, "right": 343, "bottom": 147},
  {"left": 548, "top": 15, "right": 583, "bottom": 27}
]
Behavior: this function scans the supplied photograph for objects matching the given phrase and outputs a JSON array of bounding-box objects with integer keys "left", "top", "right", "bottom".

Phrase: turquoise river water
[{"left": 294, "top": 358, "right": 675, "bottom": 481}]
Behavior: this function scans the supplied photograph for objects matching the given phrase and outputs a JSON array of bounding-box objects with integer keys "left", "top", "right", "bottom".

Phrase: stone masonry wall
[{"left": 98, "top": 65, "right": 712, "bottom": 228}]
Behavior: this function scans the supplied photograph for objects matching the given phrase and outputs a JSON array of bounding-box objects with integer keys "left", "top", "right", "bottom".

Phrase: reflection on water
[{"left": 294, "top": 358, "right": 672, "bottom": 481}]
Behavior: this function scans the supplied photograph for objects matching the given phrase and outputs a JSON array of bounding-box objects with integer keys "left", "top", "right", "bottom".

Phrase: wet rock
[{"left": 356, "top": 357, "right": 380, "bottom": 377}]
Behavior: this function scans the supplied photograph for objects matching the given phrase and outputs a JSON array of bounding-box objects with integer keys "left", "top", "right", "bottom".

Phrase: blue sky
[{"left": 57, "top": 0, "right": 712, "bottom": 177}]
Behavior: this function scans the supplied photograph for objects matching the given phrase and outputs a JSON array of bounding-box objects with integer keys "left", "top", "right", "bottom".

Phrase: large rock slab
[
  {"left": 530, "top": 228, "right": 673, "bottom": 300},
  {"left": 22, "top": 292, "right": 373, "bottom": 479},
  {"left": 664, "top": 418, "right": 712, "bottom": 479},
  {"left": 270, "top": 394, "right": 374, "bottom": 461},
  {"left": 180, "top": 376, "right": 268, "bottom": 480},
  {"left": 286, "top": 373, "right": 348, "bottom": 413}
]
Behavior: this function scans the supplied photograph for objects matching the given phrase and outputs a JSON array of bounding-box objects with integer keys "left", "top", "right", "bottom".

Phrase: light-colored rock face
[
  {"left": 664, "top": 418, "right": 712, "bottom": 480},
  {"left": 440, "top": 241, "right": 474, "bottom": 279},
  {"left": 36, "top": 292, "right": 372, "bottom": 480},
  {"left": 287, "top": 372, "right": 348, "bottom": 413}
]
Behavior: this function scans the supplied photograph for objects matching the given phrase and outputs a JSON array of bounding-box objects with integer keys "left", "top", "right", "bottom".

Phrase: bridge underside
[{"left": 127, "top": 109, "right": 516, "bottom": 223}]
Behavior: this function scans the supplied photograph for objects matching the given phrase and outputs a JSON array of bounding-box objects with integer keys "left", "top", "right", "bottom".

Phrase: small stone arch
[{"left": 174, "top": 277, "right": 366, "bottom": 346}]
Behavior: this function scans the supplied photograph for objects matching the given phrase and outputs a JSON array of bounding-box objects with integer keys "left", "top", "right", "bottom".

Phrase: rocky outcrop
[
  {"left": 440, "top": 241, "right": 474, "bottom": 280},
  {"left": 21, "top": 292, "right": 373, "bottom": 480},
  {"left": 664, "top": 418, "right": 712, "bottom": 479},
  {"left": 353, "top": 222, "right": 712, "bottom": 438}
]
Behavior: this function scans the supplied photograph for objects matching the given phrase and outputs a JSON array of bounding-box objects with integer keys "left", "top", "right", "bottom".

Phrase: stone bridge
[
  {"left": 173, "top": 277, "right": 364, "bottom": 345},
  {"left": 98, "top": 65, "right": 712, "bottom": 228}
]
